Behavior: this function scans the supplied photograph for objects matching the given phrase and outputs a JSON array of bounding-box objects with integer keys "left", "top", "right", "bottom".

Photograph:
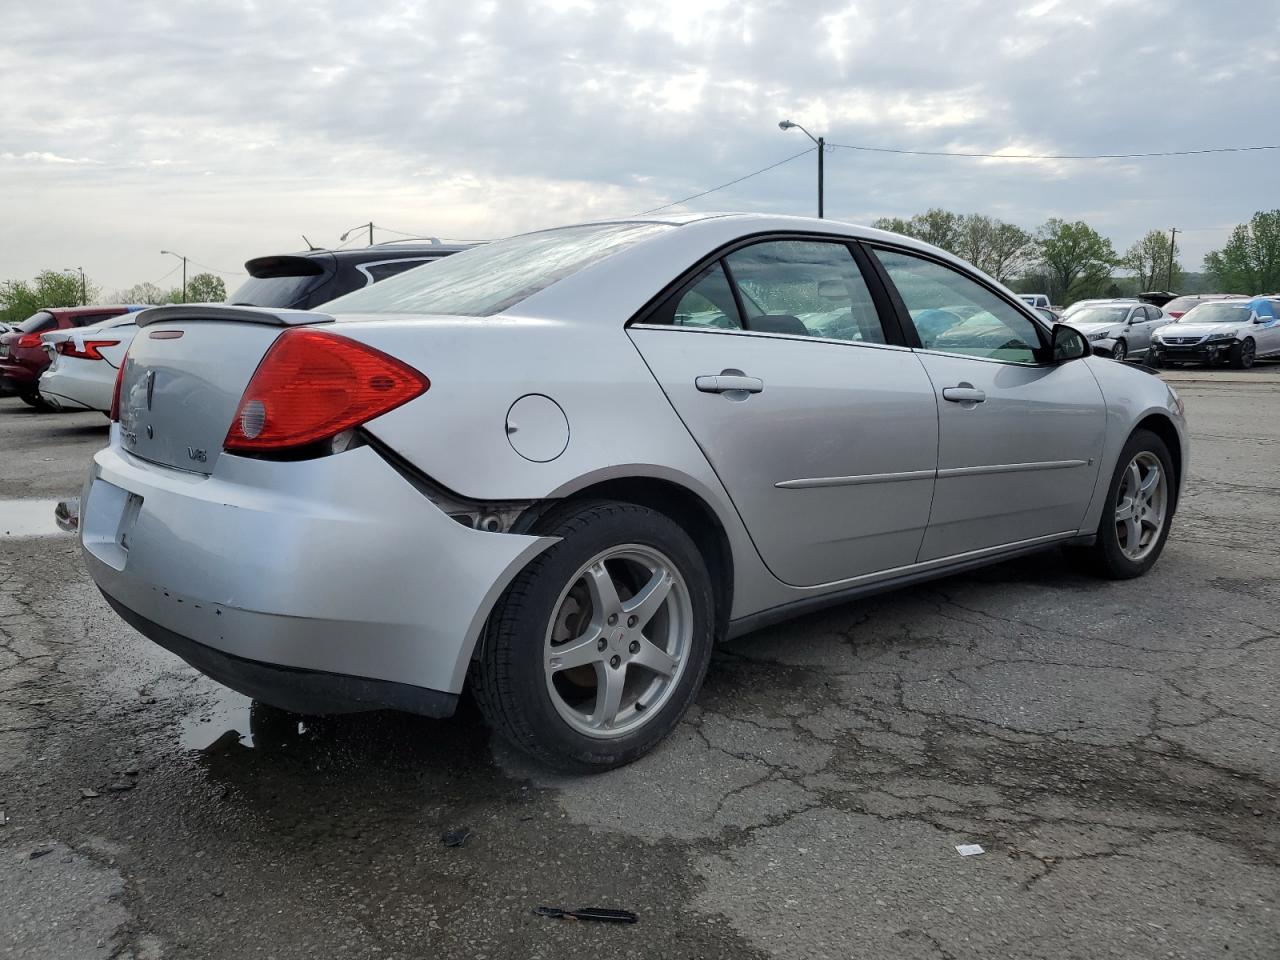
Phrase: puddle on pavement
[
  {"left": 0, "top": 499, "right": 70, "bottom": 539},
  {"left": 179, "top": 685, "right": 272, "bottom": 750}
]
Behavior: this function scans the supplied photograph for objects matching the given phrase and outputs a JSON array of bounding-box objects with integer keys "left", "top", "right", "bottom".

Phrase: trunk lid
[{"left": 118, "top": 306, "right": 333, "bottom": 474}]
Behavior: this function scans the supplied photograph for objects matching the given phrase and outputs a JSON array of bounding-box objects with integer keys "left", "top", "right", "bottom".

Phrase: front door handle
[
  {"left": 942, "top": 385, "right": 986, "bottom": 403},
  {"left": 695, "top": 374, "right": 764, "bottom": 394}
]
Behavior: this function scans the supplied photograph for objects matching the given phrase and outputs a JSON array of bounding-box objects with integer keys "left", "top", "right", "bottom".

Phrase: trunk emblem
[{"left": 187, "top": 447, "right": 208, "bottom": 463}]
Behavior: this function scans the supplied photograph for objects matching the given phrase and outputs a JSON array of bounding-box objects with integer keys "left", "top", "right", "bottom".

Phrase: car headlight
[
  {"left": 1086, "top": 331, "right": 1110, "bottom": 342},
  {"left": 1205, "top": 332, "right": 1235, "bottom": 342}
]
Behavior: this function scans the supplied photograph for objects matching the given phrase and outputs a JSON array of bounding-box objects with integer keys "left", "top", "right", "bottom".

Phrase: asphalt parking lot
[{"left": 2, "top": 366, "right": 1278, "bottom": 960}]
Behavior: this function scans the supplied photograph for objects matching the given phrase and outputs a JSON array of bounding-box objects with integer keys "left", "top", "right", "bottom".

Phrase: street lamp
[
  {"left": 160, "top": 250, "right": 188, "bottom": 302},
  {"left": 779, "top": 120, "right": 824, "bottom": 218},
  {"left": 63, "top": 266, "right": 86, "bottom": 305},
  {"left": 341, "top": 222, "right": 375, "bottom": 247}
]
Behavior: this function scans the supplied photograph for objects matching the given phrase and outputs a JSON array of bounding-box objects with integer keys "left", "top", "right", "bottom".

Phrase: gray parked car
[
  {"left": 78, "top": 214, "right": 1187, "bottom": 771},
  {"left": 1064, "top": 300, "right": 1168, "bottom": 362}
]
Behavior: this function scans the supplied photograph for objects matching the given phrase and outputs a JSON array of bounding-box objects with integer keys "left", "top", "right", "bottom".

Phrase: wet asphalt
[{"left": 1, "top": 367, "right": 1278, "bottom": 959}]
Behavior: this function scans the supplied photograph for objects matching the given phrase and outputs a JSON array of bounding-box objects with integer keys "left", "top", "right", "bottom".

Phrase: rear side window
[
  {"left": 873, "top": 248, "right": 1042, "bottom": 364},
  {"left": 325, "top": 222, "right": 673, "bottom": 318},
  {"left": 724, "top": 240, "right": 886, "bottom": 343},
  {"left": 71, "top": 313, "right": 118, "bottom": 327},
  {"left": 18, "top": 311, "right": 56, "bottom": 334},
  {"left": 650, "top": 263, "right": 743, "bottom": 330}
]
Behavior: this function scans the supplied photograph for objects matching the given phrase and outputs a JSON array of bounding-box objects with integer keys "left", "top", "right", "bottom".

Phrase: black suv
[{"left": 228, "top": 240, "right": 475, "bottom": 309}]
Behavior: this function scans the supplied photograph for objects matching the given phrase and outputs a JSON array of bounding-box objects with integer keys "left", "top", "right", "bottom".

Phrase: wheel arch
[
  {"left": 1134, "top": 413, "right": 1183, "bottom": 507},
  {"left": 537, "top": 475, "right": 736, "bottom": 644}
]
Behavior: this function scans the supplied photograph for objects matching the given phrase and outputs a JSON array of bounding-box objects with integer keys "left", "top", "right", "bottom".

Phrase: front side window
[
  {"left": 872, "top": 248, "right": 1043, "bottom": 364},
  {"left": 724, "top": 240, "right": 886, "bottom": 343},
  {"left": 326, "top": 222, "right": 673, "bottom": 318}
]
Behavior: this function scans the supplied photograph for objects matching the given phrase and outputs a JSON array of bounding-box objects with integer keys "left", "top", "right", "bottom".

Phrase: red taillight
[
  {"left": 109, "top": 358, "right": 127, "bottom": 422},
  {"left": 1168, "top": 311, "right": 1184, "bottom": 319},
  {"left": 57, "top": 339, "right": 119, "bottom": 361},
  {"left": 223, "top": 329, "right": 429, "bottom": 453},
  {"left": 16, "top": 333, "right": 42, "bottom": 349}
]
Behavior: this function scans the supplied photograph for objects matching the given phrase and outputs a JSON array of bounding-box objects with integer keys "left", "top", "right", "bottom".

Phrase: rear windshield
[
  {"left": 228, "top": 274, "right": 323, "bottom": 309},
  {"left": 325, "top": 222, "right": 674, "bottom": 318},
  {"left": 18, "top": 311, "right": 56, "bottom": 333}
]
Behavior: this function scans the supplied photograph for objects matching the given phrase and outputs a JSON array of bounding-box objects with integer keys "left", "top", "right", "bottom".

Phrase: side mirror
[{"left": 1052, "top": 323, "right": 1090, "bottom": 363}]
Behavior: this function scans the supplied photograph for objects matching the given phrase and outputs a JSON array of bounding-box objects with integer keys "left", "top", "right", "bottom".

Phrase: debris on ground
[
  {"left": 29, "top": 846, "right": 55, "bottom": 860},
  {"left": 955, "top": 844, "right": 985, "bottom": 857},
  {"left": 535, "top": 906, "right": 639, "bottom": 924},
  {"left": 440, "top": 827, "right": 472, "bottom": 848},
  {"left": 79, "top": 788, "right": 100, "bottom": 800},
  {"left": 106, "top": 782, "right": 135, "bottom": 793}
]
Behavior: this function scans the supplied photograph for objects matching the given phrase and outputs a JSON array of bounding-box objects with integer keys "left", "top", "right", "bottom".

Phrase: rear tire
[
  {"left": 471, "top": 500, "right": 715, "bottom": 772},
  {"left": 1229, "top": 338, "right": 1256, "bottom": 369},
  {"left": 18, "top": 390, "right": 42, "bottom": 408},
  {"left": 1077, "top": 429, "right": 1175, "bottom": 579}
]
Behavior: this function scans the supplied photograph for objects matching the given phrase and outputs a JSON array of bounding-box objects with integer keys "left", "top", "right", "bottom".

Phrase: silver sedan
[{"left": 78, "top": 214, "right": 1187, "bottom": 771}]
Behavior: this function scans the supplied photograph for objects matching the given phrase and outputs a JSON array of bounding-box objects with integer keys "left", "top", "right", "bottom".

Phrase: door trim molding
[
  {"left": 775, "top": 469, "right": 935, "bottom": 489},
  {"left": 776, "top": 459, "right": 1090, "bottom": 489}
]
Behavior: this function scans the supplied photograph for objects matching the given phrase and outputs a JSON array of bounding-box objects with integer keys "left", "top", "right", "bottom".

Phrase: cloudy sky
[{"left": 1, "top": 0, "right": 1276, "bottom": 294}]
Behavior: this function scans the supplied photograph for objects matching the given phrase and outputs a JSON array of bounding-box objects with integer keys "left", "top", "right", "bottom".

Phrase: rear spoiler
[{"left": 135, "top": 305, "right": 335, "bottom": 328}]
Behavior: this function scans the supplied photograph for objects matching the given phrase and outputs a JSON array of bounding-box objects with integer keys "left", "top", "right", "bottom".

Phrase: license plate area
[{"left": 82, "top": 479, "right": 143, "bottom": 571}]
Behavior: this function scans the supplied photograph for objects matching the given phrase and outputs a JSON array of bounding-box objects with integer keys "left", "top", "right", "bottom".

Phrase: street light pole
[
  {"left": 779, "top": 120, "right": 825, "bottom": 218},
  {"left": 341, "top": 223, "right": 376, "bottom": 247},
  {"left": 64, "top": 267, "right": 86, "bottom": 305},
  {"left": 160, "top": 250, "right": 188, "bottom": 302},
  {"left": 1166, "top": 227, "right": 1179, "bottom": 290}
]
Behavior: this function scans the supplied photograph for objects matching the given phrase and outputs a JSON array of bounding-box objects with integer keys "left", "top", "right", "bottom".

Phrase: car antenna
[{"left": 302, "top": 234, "right": 321, "bottom": 251}]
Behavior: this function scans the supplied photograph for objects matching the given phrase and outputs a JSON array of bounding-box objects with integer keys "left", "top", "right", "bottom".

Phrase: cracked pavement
[{"left": 2, "top": 367, "right": 1278, "bottom": 959}]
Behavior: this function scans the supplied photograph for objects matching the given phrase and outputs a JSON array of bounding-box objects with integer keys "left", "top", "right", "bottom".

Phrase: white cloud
[{"left": 0, "top": 0, "right": 1275, "bottom": 288}]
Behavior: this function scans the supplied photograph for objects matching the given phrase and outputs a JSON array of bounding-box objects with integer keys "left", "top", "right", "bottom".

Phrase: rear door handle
[
  {"left": 942, "top": 386, "right": 986, "bottom": 403},
  {"left": 695, "top": 374, "right": 764, "bottom": 394}
]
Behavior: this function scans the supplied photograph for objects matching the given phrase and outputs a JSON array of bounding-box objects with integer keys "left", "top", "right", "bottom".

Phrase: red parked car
[{"left": 0, "top": 305, "right": 143, "bottom": 409}]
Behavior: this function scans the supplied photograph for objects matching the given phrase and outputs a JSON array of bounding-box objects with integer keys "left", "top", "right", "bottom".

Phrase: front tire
[
  {"left": 1079, "top": 429, "right": 1175, "bottom": 579},
  {"left": 1229, "top": 338, "right": 1256, "bottom": 369},
  {"left": 471, "top": 500, "right": 715, "bottom": 772},
  {"left": 1111, "top": 339, "right": 1128, "bottom": 363}
]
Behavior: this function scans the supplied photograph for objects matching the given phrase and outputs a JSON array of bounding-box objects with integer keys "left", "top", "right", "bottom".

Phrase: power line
[
  {"left": 185, "top": 258, "right": 242, "bottom": 276},
  {"left": 634, "top": 147, "right": 817, "bottom": 216},
  {"left": 828, "top": 142, "right": 1280, "bottom": 160}
]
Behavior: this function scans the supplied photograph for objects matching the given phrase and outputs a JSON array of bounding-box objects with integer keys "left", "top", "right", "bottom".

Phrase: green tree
[
  {"left": 113, "top": 282, "right": 181, "bottom": 305},
  {"left": 906, "top": 208, "right": 963, "bottom": 250},
  {"left": 0, "top": 269, "right": 97, "bottom": 324},
  {"left": 1035, "top": 219, "right": 1116, "bottom": 304},
  {"left": 185, "top": 273, "right": 226, "bottom": 303},
  {"left": 1123, "top": 230, "right": 1182, "bottom": 291},
  {"left": 870, "top": 216, "right": 911, "bottom": 235},
  {"left": 1203, "top": 210, "right": 1280, "bottom": 293},
  {"left": 953, "top": 215, "right": 1034, "bottom": 283}
]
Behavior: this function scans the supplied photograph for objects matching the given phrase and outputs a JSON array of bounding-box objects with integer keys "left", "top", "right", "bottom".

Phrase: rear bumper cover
[
  {"left": 82, "top": 435, "right": 555, "bottom": 708},
  {"left": 102, "top": 590, "right": 459, "bottom": 716}
]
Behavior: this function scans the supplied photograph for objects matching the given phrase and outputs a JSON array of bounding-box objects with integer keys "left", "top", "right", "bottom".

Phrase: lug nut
[
  {"left": 629, "top": 640, "right": 640, "bottom": 654},
  {"left": 607, "top": 613, "right": 618, "bottom": 626},
  {"left": 610, "top": 655, "right": 621, "bottom": 669},
  {"left": 597, "top": 637, "right": 608, "bottom": 652},
  {"left": 626, "top": 615, "right": 638, "bottom": 628}
]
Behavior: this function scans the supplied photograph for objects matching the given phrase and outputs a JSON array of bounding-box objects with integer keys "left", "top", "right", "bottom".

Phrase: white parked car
[
  {"left": 39, "top": 315, "right": 139, "bottom": 412},
  {"left": 1063, "top": 300, "right": 1168, "bottom": 362},
  {"left": 1019, "top": 293, "right": 1050, "bottom": 309},
  {"left": 1150, "top": 297, "right": 1280, "bottom": 368}
]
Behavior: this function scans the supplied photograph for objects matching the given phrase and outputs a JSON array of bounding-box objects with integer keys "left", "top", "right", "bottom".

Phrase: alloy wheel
[
  {"left": 1112, "top": 340, "right": 1126, "bottom": 362},
  {"left": 543, "top": 544, "right": 693, "bottom": 739},
  {"left": 1114, "top": 451, "right": 1167, "bottom": 561}
]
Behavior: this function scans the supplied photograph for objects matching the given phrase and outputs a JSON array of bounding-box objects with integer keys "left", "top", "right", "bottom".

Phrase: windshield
[
  {"left": 18, "top": 311, "right": 56, "bottom": 334},
  {"left": 325, "top": 222, "right": 674, "bottom": 317},
  {"left": 1182, "top": 302, "right": 1253, "bottom": 324},
  {"left": 1070, "top": 306, "right": 1130, "bottom": 324}
]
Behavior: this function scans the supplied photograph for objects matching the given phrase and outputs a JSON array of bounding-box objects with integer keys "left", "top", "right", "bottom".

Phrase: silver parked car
[
  {"left": 78, "top": 214, "right": 1187, "bottom": 771},
  {"left": 1062, "top": 300, "right": 1168, "bottom": 362}
]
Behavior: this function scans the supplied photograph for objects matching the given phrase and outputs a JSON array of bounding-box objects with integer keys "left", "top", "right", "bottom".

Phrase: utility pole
[
  {"left": 160, "top": 250, "right": 188, "bottom": 301},
  {"left": 77, "top": 267, "right": 86, "bottom": 305},
  {"left": 779, "top": 121, "right": 825, "bottom": 218},
  {"left": 1166, "top": 227, "right": 1179, "bottom": 290},
  {"left": 817, "top": 136, "right": 824, "bottom": 219}
]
